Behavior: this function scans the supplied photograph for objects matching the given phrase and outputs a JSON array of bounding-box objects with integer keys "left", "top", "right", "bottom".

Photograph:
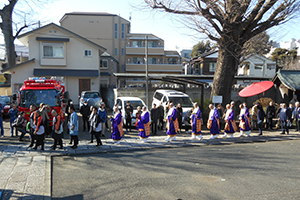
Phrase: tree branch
[{"left": 13, "top": 24, "right": 28, "bottom": 39}]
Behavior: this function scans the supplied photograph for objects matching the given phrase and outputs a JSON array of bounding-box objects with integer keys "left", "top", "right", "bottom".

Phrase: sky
[{"left": 1, "top": 0, "right": 300, "bottom": 51}]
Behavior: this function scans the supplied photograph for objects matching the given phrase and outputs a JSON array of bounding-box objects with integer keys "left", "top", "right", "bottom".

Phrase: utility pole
[{"left": 145, "top": 36, "right": 149, "bottom": 107}]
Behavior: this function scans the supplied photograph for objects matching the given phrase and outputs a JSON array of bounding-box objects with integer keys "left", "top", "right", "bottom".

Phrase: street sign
[{"left": 212, "top": 95, "right": 222, "bottom": 104}]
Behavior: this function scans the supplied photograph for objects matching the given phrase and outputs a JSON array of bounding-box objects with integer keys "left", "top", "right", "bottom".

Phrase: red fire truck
[{"left": 18, "top": 78, "right": 66, "bottom": 123}]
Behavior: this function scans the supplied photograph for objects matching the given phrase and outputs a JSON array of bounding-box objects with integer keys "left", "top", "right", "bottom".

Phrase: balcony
[
  {"left": 125, "top": 63, "right": 182, "bottom": 73},
  {"left": 126, "top": 46, "right": 164, "bottom": 55}
]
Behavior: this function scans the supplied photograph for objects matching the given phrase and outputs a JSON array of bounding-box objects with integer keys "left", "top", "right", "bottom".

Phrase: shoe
[
  {"left": 71, "top": 146, "right": 77, "bottom": 149},
  {"left": 69, "top": 142, "right": 72, "bottom": 144},
  {"left": 191, "top": 135, "right": 196, "bottom": 140},
  {"left": 257, "top": 133, "right": 262, "bottom": 136},
  {"left": 101, "top": 134, "right": 105, "bottom": 137},
  {"left": 89, "top": 141, "right": 93, "bottom": 143},
  {"left": 210, "top": 135, "right": 216, "bottom": 139},
  {"left": 196, "top": 135, "right": 203, "bottom": 140},
  {"left": 165, "top": 137, "right": 171, "bottom": 142},
  {"left": 143, "top": 138, "right": 149, "bottom": 143},
  {"left": 222, "top": 134, "right": 227, "bottom": 138},
  {"left": 28, "top": 144, "right": 33, "bottom": 148},
  {"left": 239, "top": 134, "right": 245, "bottom": 137},
  {"left": 51, "top": 147, "right": 56, "bottom": 150},
  {"left": 33, "top": 147, "right": 37, "bottom": 150},
  {"left": 18, "top": 137, "right": 23, "bottom": 141},
  {"left": 115, "top": 141, "right": 121, "bottom": 145},
  {"left": 229, "top": 134, "right": 234, "bottom": 138},
  {"left": 171, "top": 136, "right": 176, "bottom": 141},
  {"left": 41, "top": 148, "right": 44, "bottom": 151},
  {"left": 280, "top": 132, "right": 285, "bottom": 135}
]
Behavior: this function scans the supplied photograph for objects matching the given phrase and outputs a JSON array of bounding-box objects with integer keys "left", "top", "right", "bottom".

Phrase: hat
[
  {"left": 40, "top": 103, "right": 45, "bottom": 108},
  {"left": 20, "top": 111, "right": 25, "bottom": 115}
]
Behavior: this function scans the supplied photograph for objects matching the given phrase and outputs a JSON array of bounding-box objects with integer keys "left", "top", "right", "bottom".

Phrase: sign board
[{"left": 212, "top": 95, "right": 223, "bottom": 104}]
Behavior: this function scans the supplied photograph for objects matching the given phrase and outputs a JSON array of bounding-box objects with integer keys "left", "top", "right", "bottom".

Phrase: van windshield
[{"left": 169, "top": 97, "right": 193, "bottom": 108}]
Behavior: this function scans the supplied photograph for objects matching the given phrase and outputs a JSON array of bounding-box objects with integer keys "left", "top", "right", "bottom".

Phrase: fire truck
[{"left": 18, "top": 77, "right": 66, "bottom": 123}]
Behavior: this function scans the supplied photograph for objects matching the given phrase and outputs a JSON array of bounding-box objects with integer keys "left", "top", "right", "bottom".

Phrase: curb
[{"left": 44, "top": 156, "right": 51, "bottom": 200}]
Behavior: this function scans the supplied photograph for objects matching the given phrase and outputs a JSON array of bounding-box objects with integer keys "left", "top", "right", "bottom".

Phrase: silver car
[{"left": 79, "top": 91, "right": 102, "bottom": 109}]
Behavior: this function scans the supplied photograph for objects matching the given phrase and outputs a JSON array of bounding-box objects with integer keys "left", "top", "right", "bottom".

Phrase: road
[{"left": 52, "top": 140, "right": 300, "bottom": 200}]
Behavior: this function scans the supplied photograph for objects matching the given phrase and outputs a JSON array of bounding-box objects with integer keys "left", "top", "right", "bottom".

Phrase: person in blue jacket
[
  {"left": 98, "top": 102, "right": 107, "bottom": 137},
  {"left": 9, "top": 104, "right": 19, "bottom": 137},
  {"left": 278, "top": 103, "right": 292, "bottom": 135},
  {"left": 68, "top": 106, "right": 78, "bottom": 149}
]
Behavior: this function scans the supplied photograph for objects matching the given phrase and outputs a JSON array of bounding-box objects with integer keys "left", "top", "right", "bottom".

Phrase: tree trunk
[
  {"left": 1, "top": 11, "right": 16, "bottom": 69},
  {"left": 211, "top": 41, "right": 240, "bottom": 105},
  {"left": 0, "top": 0, "right": 18, "bottom": 69}
]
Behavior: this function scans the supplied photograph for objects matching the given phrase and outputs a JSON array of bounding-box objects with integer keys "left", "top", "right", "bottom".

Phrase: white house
[
  {"left": 238, "top": 54, "right": 276, "bottom": 79},
  {"left": 1, "top": 23, "right": 106, "bottom": 106}
]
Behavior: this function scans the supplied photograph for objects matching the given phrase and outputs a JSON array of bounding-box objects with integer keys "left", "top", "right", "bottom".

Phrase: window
[
  {"left": 122, "top": 24, "right": 125, "bottom": 39},
  {"left": 255, "top": 65, "right": 263, "bottom": 70},
  {"left": 209, "top": 62, "right": 216, "bottom": 72},
  {"left": 132, "top": 41, "right": 143, "bottom": 47},
  {"left": 115, "top": 23, "right": 118, "bottom": 39},
  {"left": 168, "top": 58, "right": 177, "bottom": 64},
  {"left": 267, "top": 64, "right": 275, "bottom": 70},
  {"left": 43, "top": 43, "right": 64, "bottom": 58},
  {"left": 148, "top": 57, "right": 157, "bottom": 64},
  {"left": 122, "top": 48, "right": 124, "bottom": 55},
  {"left": 154, "top": 92, "right": 163, "bottom": 101},
  {"left": 115, "top": 48, "right": 118, "bottom": 56},
  {"left": 121, "top": 65, "right": 125, "bottom": 72},
  {"left": 148, "top": 41, "right": 157, "bottom": 48},
  {"left": 133, "top": 57, "right": 143, "bottom": 64},
  {"left": 84, "top": 50, "right": 92, "bottom": 57},
  {"left": 100, "top": 59, "right": 108, "bottom": 68}
]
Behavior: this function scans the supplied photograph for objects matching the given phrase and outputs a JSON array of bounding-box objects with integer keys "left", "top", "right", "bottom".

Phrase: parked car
[
  {"left": 152, "top": 89, "right": 194, "bottom": 124},
  {"left": 0, "top": 95, "right": 11, "bottom": 117},
  {"left": 115, "top": 97, "right": 146, "bottom": 126},
  {"left": 79, "top": 91, "right": 102, "bottom": 109}
]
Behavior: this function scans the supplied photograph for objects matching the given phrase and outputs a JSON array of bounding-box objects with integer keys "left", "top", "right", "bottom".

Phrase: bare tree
[
  {"left": 0, "top": 0, "right": 53, "bottom": 69},
  {"left": 144, "top": 0, "right": 300, "bottom": 104}
]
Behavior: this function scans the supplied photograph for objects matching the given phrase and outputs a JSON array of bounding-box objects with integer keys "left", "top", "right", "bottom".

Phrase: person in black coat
[
  {"left": 176, "top": 103, "right": 183, "bottom": 133},
  {"left": 80, "top": 100, "right": 90, "bottom": 132},
  {"left": 51, "top": 110, "right": 63, "bottom": 150},
  {"left": 150, "top": 104, "right": 159, "bottom": 135},
  {"left": 257, "top": 104, "right": 265, "bottom": 136},
  {"left": 292, "top": 102, "right": 300, "bottom": 131},
  {"left": 278, "top": 103, "right": 292, "bottom": 135},
  {"left": 90, "top": 106, "right": 103, "bottom": 146},
  {"left": 124, "top": 101, "right": 133, "bottom": 132},
  {"left": 157, "top": 104, "right": 164, "bottom": 131},
  {"left": 265, "top": 101, "right": 276, "bottom": 130}
]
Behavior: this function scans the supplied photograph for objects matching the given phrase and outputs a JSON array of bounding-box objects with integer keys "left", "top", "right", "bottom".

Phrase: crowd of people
[{"left": 1, "top": 95, "right": 300, "bottom": 149}]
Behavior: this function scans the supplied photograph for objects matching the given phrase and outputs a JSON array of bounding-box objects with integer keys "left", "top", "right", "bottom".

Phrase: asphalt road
[{"left": 52, "top": 140, "right": 300, "bottom": 200}]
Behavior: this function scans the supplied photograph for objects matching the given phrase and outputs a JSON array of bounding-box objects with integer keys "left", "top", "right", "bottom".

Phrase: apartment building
[
  {"left": 60, "top": 12, "right": 130, "bottom": 73},
  {"left": 126, "top": 33, "right": 181, "bottom": 72},
  {"left": 60, "top": 12, "right": 182, "bottom": 86}
]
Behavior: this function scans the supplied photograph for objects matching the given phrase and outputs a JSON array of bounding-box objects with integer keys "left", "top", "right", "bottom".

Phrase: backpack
[{"left": 12, "top": 116, "right": 22, "bottom": 128}]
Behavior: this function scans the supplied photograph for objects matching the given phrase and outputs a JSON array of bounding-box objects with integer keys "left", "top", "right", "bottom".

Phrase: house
[
  {"left": 1, "top": 23, "right": 106, "bottom": 106},
  {"left": 100, "top": 52, "right": 118, "bottom": 87},
  {"left": 187, "top": 50, "right": 218, "bottom": 75},
  {"left": 273, "top": 69, "right": 300, "bottom": 104},
  {"left": 237, "top": 54, "right": 276, "bottom": 85}
]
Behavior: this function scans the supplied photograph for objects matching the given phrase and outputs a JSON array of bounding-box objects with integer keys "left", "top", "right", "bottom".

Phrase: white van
[
  {"left": 115, "top": 97, "right": 146, "bottom": 126},
  {"left": 152, "top": 90, "right": 194, "bottom": 123}
]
